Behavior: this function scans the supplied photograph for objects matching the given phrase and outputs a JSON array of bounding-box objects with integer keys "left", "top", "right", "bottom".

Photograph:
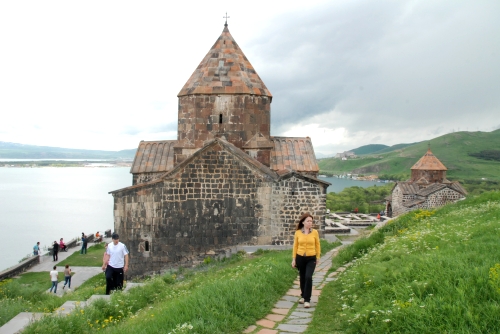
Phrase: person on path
[
  {"left": 59, "top": 238, "right": 67, "bottom": 252},
  {"left": 81, "top": 234, "right": 88, "bottom": 254},
  {"left": 52, "top": 241, "right": 59, "bottom": 261},
  {"left": 291, "top": 213, "right": 321, "bottom": 309},
  {"left": 62, "top": 264, "right": 71, "bottom": 290},
  {"left": 33, "top": 242, "right": 40, "bottom": 256},
  {"left": 49, "top": 265, "right": 58, "bottom": 293},
  {"left": 102, "top": 233, "right": 129, "bottom": 295}
]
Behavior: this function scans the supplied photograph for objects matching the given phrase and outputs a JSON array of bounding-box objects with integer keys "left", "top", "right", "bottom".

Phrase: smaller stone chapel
[
  {"left": 386, "top": 148, "right": 467, "bottom": 217},
  {"left": 110, "top": 22, "right": 329, "bottom": 276}
]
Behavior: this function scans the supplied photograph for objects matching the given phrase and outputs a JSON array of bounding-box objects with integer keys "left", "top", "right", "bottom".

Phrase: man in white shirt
[
  {"left": 102, "top": 233, "right": 129, "bottom": 295},
  {"left": 49, "top": 265, "right": 58, "bottom": 293}
]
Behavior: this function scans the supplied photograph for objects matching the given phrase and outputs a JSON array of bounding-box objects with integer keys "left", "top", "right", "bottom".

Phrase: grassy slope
[
  {"left": 371, "top": 142, "right": 418, "bottom": 154},
  {"left": 58, "top": 243, "right": 106, "bottom": 267},
  {"left": 17, "top": 241, "right": 340, "bottom": 333},
  {"left": 22, "top": 251, "right": 298, "bottom": 334},
  {"left": 319, "top": 130, "right": 500, "bottom": 181},
  {"left": 351, "top": 144, "right": 388, "bottom": 155},
  {"left": 309, "top": 191, "right": 500, "bottom": 333}
]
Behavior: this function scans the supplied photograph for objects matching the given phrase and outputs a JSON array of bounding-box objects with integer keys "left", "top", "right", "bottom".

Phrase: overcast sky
[{"left": 1, "top": 0, "right": 499, "bottom": 157}]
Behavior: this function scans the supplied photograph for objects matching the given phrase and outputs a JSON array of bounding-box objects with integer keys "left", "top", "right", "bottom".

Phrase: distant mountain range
[
  {"left": 0, "top": 142, "right": 136, "bottom": 160},
  {"left": 350, "top": 143, "right": 417, "bottom": 155},
  {"left": 319, "top": 129, "right": 500, "bottom": 181}
]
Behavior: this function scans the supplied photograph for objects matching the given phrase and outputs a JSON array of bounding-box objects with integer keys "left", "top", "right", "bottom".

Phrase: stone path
[{"left": 242, "top": 247, "right": 347, "bottom": 334}]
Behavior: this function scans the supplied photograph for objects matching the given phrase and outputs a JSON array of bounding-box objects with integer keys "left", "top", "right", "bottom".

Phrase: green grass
[
  {"left": 22, "top": 250, "right": 300, "bottom": 334},
  {"left": 320, "top": 239, "right": 342, "bottom": 255},
  {"left": 58, "top": 243, "right": 106, "bottom": 267},
  {"left": 0, "top": 270, "right": 106, "bottom": 326},
  {"left": 308, "top": 191, "right": 500, "bottom": 333}
]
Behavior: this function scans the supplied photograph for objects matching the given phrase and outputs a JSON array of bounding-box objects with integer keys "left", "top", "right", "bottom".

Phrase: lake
[
  {"left": 0, "top": 167, "right": 132, "bottom": 272},
  {"left": 0, "top": 168, "right": 383, "bottom": 271},
  {"left": 321, "top": 176, "right": 383, "bottom": 193}
]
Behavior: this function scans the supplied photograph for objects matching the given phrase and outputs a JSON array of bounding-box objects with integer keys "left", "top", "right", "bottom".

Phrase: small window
[
  {"left": 145, "top": 241, "right": 150, "bottom": 252},
  {"left": 219, "top": 114, "right": 223, "bottom": 124}
]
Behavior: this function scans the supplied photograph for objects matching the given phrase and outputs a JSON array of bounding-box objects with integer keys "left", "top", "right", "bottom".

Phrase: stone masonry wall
[
  {"left": 391, "top": 185, "right": 405, "bottom": 216},
  {"left": 270, "top": 176, "right": 327, "bottom": 245},
  {"left": 113, "top": 143, "right": 273, "bottom": 277},
  {"left": 420, "top": 188, "right": 465, "bottom": 210},
  {"left": 392, "top": 186, "right": 465, "bottom": 216},
  {"left": 177, "top": 95, "right": 271, "bottom": 150}
]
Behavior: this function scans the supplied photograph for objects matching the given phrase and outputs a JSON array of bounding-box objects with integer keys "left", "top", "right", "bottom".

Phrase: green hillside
[
  {"left": 351, "top": 144, "right": 388, "bottom": 155},
  {"left": 370, "top": 142, "right": 418, "bottom": 154},
  {"left": 0, "top": 142, "right": 136, "bottom": 160},
  {"left": 319, "top": 130, "right": 500, "bottom": 181}
]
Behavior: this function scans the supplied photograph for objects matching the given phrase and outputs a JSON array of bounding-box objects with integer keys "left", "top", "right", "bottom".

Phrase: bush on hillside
[{"left": 326, "top": 184, "right": 393, "bottom": 213}]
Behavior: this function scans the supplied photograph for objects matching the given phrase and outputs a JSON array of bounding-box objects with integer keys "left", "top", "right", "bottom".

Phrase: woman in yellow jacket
[{"left": 291, "top": 212, "right": 320, "bottom": 308}]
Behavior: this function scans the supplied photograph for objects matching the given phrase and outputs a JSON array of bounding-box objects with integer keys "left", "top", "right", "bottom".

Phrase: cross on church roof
[{"left": 223, "top": 12, "right": 230, "bottom": 27}]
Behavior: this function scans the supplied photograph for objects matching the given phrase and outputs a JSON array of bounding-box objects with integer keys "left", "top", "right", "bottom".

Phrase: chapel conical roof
[
  {"left": 411, "top": 148, "right": 447, "bottom": 171},
  {"left": 177, "top": 24, "right": 272, "bottom": 97}
]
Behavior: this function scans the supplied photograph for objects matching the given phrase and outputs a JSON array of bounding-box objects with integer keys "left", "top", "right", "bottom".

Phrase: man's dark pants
[{"left": 105, "top": 265, "right": 124, "bottom": 295}]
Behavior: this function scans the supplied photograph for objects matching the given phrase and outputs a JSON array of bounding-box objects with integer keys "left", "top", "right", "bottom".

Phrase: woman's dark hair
[
  {"left": 296, "top": 212, "right": 314, "bottom": 230},
  {"left": 65, "top": 264, "right": 69, "bottom": 268}
]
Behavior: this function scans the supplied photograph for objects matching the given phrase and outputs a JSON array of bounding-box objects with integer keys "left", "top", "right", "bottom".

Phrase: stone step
[
  {"left": 86, "top": 294, "right": 111, "bottom": 304},
  {"left": 54, "top": 301, "right": 87, "bottom": 316},
  {"left": 0, "top": 312, "right": 44, "bottom": 334},
  {"left": 123, "top": 282, "right": 144, "bottom": 292}
]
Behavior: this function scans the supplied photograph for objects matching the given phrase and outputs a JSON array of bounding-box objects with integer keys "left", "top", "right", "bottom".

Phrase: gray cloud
[{"left": 243, "top": 1, "right": 500, "bottom": 152}]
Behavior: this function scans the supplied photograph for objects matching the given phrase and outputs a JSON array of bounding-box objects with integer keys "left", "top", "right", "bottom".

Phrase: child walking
[
  {"left": 63, "top": 264, "right": 71, "bottom": 290},
  {"left": 49, "top": 266, "right": 58, "bottom": 293}
]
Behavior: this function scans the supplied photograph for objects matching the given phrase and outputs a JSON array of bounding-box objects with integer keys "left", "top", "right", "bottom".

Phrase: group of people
[
  {"left": 49, "top": 264, "right": 72, "bottom": 293},
  {"left": 34, "top": 232, "right": 104, "bottom": 260},
  {"left": 50, "top": 238, "right": 68, "bottom": 261},
  {"left": 46, "top": 232, "right": 129, "bottom": 296},
  {"left": 46, "top": 214, "right": 320, "bottom": 304}
]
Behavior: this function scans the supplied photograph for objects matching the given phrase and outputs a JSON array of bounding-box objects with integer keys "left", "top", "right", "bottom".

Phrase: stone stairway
[{"left": 0, "top": 283, "right": 144, "bottom": 334}]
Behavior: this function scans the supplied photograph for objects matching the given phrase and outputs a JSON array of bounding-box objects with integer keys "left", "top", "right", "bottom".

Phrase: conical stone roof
[
  {"left": 177, "top": 25, "right": 272, "bottom": 97},
  {"left": 411, "top": 148, "right": 447, "bottom": 171}
]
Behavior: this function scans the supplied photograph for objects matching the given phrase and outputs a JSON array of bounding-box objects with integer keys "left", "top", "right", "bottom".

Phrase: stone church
[
  {"left": 386, "top": 148, "right": 467, "bottom": 217},
  {"left": 110, "top": 23, "right": 329, "bottom": 276}
]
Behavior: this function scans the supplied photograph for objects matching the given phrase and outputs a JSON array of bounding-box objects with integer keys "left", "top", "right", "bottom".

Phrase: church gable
[{"left": 163, "top": 138, "right": 278, "bottom": 182}]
